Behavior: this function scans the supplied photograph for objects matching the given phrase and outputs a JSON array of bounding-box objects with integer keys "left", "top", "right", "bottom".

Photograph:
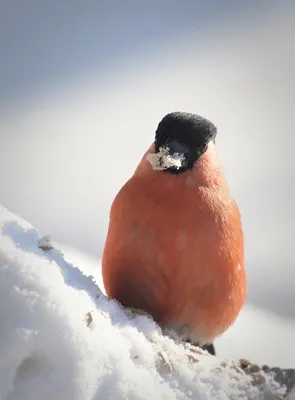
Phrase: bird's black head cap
[{"left": 154, "top": 112, "right": 217, "bottom": 174}]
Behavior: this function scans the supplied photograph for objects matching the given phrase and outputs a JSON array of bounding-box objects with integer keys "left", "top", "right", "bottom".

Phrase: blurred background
[{"left": 1, "top": 1, "right": 295, "bottom": 367}]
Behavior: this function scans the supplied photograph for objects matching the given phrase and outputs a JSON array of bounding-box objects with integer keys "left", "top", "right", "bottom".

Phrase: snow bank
[{"left": 0, "top": 205, "right": 287, "bottom": 400}]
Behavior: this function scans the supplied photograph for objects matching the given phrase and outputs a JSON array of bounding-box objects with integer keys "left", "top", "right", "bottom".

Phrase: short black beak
[
  {"left": 163, "top": 139, "right": 190, "bottom": 169},
  {"left": 148, "top": 138, "right": 195, "bottom": 173},
  {"left": 164, "top": 139, "right": 189, "bottom": 158}
]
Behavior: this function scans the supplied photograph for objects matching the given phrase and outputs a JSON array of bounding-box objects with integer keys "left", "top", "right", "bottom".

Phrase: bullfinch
[{"left": 102, "top": 112, "right": 246, "bottom": 355}]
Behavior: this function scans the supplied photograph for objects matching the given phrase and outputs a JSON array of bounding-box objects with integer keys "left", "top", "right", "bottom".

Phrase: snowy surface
[
  {"left": 0, "top": 204, "right": 287, "bottom": 400},
  {"left": 59, "top": 245, "right": 295, "bottom": 370}
]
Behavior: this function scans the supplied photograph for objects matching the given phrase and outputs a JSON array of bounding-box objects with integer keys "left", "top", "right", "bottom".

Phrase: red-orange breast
[{"left": 102, "top": 112, "right": 246, "bottom": 347}]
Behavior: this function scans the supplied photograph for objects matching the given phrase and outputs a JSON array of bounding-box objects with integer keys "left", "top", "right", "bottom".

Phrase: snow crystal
[{"left": 146, "top": 146, "right": 185, "bottom": 170}]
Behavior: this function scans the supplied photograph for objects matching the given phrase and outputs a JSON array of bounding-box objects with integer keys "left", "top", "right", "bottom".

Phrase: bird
[{"left": 102, "top": 111, "right": 246, "bottom": 355}]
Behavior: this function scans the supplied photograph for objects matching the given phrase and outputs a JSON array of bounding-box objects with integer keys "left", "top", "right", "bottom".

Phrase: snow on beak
[{"left": 146, "top": 146, "right": 185, "bottom": 171}]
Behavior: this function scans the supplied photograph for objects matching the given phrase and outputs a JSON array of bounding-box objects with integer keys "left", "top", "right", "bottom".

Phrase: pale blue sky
[{"left": 1, "top": 0, "right": 270, "bottom": 106}]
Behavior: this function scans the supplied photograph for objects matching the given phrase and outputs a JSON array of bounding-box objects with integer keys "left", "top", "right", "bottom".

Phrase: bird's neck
[{"left": 188, "top": 141, "right": 228, "bottom": 190}]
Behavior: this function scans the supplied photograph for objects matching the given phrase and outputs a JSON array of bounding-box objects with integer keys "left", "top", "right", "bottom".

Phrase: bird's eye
[{"left": 196, "top": 144, "right": 208, "bottom": 156}]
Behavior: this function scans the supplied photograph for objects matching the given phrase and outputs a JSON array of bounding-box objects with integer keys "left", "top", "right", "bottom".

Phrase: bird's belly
[
  {"left": 103, "top": 200, "right": 246, "bottom": 344},
  {"left": 163, "top": 271, "right": 246, "bottom": 344},
  {"left": 108, "top": 229, "right": 245, "bottom": 344}
]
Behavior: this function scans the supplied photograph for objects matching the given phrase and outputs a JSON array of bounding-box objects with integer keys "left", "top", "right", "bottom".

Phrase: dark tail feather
[
  {"left": 185, "top": 339, "right": 216, "bottom": 356},
  {"left": 200, "top": 343, "right": 216, "bottom": 356}
]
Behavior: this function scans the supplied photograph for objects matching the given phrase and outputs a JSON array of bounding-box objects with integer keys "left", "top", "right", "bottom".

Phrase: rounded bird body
[{"left": 102, "top": 112, "right": 246, "bottom": 347}]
